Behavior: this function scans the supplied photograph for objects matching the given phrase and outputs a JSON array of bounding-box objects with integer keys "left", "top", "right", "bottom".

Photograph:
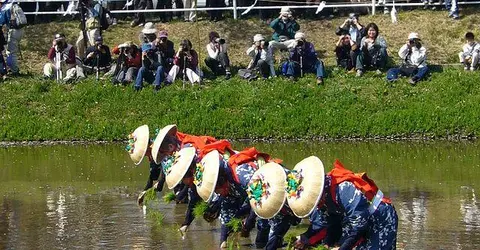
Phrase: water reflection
[{"left": 0, "top": 141, "right": 480, "bottom": 249}]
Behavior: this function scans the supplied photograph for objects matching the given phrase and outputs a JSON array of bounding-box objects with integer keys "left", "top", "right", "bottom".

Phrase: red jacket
[
  {"left": 48, "top": 44, "right": 76, "bottom": 65},
  {"left": 112, "top": 46, "right": 142, "bottom": 68}
]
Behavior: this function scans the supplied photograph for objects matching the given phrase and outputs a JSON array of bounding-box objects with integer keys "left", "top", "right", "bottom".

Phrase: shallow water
[{"left": 1, "top": 141, "right": 479, "bottom": 249}]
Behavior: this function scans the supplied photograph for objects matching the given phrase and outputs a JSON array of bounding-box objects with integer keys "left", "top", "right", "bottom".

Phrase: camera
[
  {"left": 181, "top": 45, "right": 189, "bottom": 52},
  {"left": 215, "top": 38, "right": 226, "bottom": 45},
  {"left": 296, "top": 40, "right": 304, "bottom": 47}
]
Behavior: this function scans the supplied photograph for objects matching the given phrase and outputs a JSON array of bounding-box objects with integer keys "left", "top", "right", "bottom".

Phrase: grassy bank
[{"left": 1, "top": 9, "right": 480, "bottom": 141}]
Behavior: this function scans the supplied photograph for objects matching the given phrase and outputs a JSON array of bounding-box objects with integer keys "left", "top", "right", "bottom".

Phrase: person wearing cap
[
  {"left": 83, "top": 36, "right": 112, "bottom": 73},
  {"left": 356, "top": 23, "right": 388, "bottom": 77},
  {"left": 459, "top": 32, "right": 480, "bottom": 71},
  {"left": 76, "top": 0, "right": 102, "bottom": 59},
  {"left": 292, "top": 159, "right": 398, "bottom": 250},
  {"left": 153, "top": 30, "right": 175, "bottom": 71},
  {"left": 110, "top": 41, "right": 142, "bottom": 85},
  {"left": 138, "top": 22, "right": 158, "bottom": 44},
  {"left": 205, "top": 31, "right": 232, "bottom": 80},
  {"left": 268, "top": 7, "right": 300, "bottom": 51},
  {"left": 245, "top": 34, "right": 275, "bottom": 79},
  {"left": 386, "top": 32, "right": 428, "bottom": 85},
  {"left": 281, "top": 32, "right": 326, "bottom": 85},
  {"left": 166, "top": 39, "right": 201, "bottom": 84},
  {"left": 335, "top": 13, "right": 365, "bottom": 70},
  {"left": 43, "top": 33, "right": 81, "bottom": 82},
  {"left": 0, "top": 0, "right": 24, "bottom": 76}
]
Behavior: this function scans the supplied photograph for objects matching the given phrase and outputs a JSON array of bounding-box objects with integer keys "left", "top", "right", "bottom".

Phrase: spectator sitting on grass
[
  {"left": 335, "top": 31, "right": 357, "bottom": 71},
  {"left": 44, "top": 33, "right": 84, "bottom": 82},
  {"left": 166, "top": 39, "right": 201, "bottom": 85},
  {"left": 281, "top": 32, "right": 326, "bottom": 85},
  {"left": 245, "top": 34, "right": 275, "bottom": 79},
  {"left": 268, "top": 7, "right": 300, "bottom": 52},
  {"left": 83, "top": 36, "right": 112, "bottom": 74},
  {"left": 459, "top": 32, "right": 480, "bottom": 71},
  {"left": 110, "top": 41, "right": 142, "bottom": 85},
  {"left": 138, "top": 22, "right": 157, "bottom": 45},
  {"left": 205, "top": 31, "right": 232, "bottom": 80},
  {"left": 356, "top": 23, "right": 388, "bottom": 77},
  {"left": 335, "top": 13, "right": 365, "bottom": 69},
  {"left": 386, "top": 32, "right": 428, "bottom": 86}
]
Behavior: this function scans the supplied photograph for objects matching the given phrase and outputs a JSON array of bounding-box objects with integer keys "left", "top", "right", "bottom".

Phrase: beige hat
[
  {"left": 194, "top": 150, "right": 221, "bottom": 202},
  {"left": 286, "top": 156, "right": 325, "bottom": 218},
  {"left": 125, "top": 125, "right": 150, "bottom": 165},
  {"left": 151, "top": 124, "right": 178, "bottom": 164},
  {"left": 142, "top": 22, "right": 158, "bottom": 34},
  {"left": 294, "top": 32, "right": 306, "bottom": 41},
  {"left": 253, "top": 34, "right": 265, "bottom": 43},
  {"left": 408, "top": 32, "right": 420, "bottom": 40},
  {"left": 280, "top": 7, "right": 291, "bottom": 15},
  {"left": 165, "top": 147, "right": 196, "bottom": 189},
  {"left": 247, "top": 162, "right": 287, "bottom": 219}
]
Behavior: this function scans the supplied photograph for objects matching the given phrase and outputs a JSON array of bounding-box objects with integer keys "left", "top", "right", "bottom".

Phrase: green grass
[
  {"left": 147, "top": 209, "right": 165, "bottom": 226},
  {"left": 2, "top": 9, "right": 480, "bottom": 141}
]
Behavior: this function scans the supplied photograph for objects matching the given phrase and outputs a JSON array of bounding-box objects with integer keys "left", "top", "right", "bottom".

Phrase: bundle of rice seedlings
[
  {"left": 193, "top": 201, "right": 209, "bottom": 218},
  {"left": 143, "top": 188, "right": 157, "bottom": 205},
  {"left": 163, "top": 192, "right": 176, "bottom": 203}
]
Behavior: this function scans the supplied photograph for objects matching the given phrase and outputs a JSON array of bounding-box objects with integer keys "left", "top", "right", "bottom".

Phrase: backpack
[{"left": 11, "top": 4, "right": 27, "bottom": 29}]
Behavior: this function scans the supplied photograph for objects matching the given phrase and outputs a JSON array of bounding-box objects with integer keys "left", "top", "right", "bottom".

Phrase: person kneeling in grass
[
  {"left": 459, "top": 32, "right": 480, "bottom": 71},
  {"left": 281, "top": 32, "right": 326, "bottom": 85},
  {"left": 386, "top": 32, "right": 428, "bottom": 86}
]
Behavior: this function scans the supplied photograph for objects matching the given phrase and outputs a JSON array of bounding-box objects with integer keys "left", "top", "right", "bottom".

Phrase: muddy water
[{"left": 0, "top": 141, "right": 479, "bottom": 249}]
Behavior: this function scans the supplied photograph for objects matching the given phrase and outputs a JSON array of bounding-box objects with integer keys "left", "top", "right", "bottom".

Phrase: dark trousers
[
  {"left": 205, "top": 53, "right": 230, "bottom": 75},
  {"left": 206, "top": 0, "right": 224, "bottom": 20},
  {"left": 387, "top": 66, "right": 429, "bottom": 82},
  {"left": 356, "top": 48, "right": 388, "bottom": 71},
  {"left": 157, "top": 0, "right": 172, "bottom": 22},
  {"left": 134, "top": 0, "right": 154, "bottom": 24},
  {"left": 256, "top": 60, "right": 270, "bottom": 78}
]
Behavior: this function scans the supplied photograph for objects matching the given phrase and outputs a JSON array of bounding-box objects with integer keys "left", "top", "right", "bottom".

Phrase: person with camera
[
  {"left": 386, "top": 32, "right": 428, "bottom": 85},
  {"left": 166, "top": 39, "right": 201, "bottom": 84},
  {"left": 0, "top": 0, "right": 25, "bottom": 76},
  {"left": 134, "top": 31, "right": 174, "bottom": 91},
  {"left": 43, "top": 33, "right": 81, "bottom": 82},
  {"left": 281, "top": 32, "right": 326, "bottom": 85},
  {"left": 335, "top": 13, "right": 365, "bottom": 71},
  {"left": 335, "top": 31, "right": 357, "bottom": 71},
  {"left": 83, "top": 36, "right": 112, "bottom": 75},
  {"left": 244, "top": 34, "right": 275, "bottom": 80},
  {"left": 138, "top": 22, "right": 157, "bottom": 45},
  {"left": 459, "top": 32, "right": 480, "bottom": 71},
  {"left": 110, "top": 41, "right": 142, "bottom": 85},
  {"left": 205, "top": 31, "right": 232, "bottom": 80},
  {"left": 355, "top": 23, "right": 388, "bottom": 77},
  {"left": 269, "top": 7, "right": 300, "bottom": 52}
]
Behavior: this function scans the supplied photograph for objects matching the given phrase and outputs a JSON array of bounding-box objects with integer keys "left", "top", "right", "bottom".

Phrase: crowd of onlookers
[{"left": 0, "top": 0, "right": 479, "bottom": 88}]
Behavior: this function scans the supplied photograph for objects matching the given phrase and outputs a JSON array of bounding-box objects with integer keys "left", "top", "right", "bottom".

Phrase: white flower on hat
[{"left": 253, "top": 34, "right": 265, "bottom": 42}]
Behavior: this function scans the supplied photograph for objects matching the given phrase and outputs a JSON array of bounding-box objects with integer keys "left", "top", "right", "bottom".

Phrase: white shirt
[
  {"left": 398, "top": 44, "right": 427, "bottom": 68},
  {"left": 462, "top": 42, "right": 480, "bottom": 57},
  {"left": 206, "top": 42, "right": 228, "bottom": 60}
]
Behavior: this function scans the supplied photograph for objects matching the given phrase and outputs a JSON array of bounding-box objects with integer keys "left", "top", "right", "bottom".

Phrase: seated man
[
  {"left": 335, "top": 13, "right": 365, "bottom": 69},
  {"left": 43, "top": 33, "right": 84, "bottom": 82},
  {"left": 204, "top": 31, "right": 232, "bottom": 80},
  {"left": 268, "top": 7, "right": 300, "bottom": 51},
  {"left": 386, "top": 32, "right": 428, "bottom": 85},
  {"left": 356, "top": 23, "right": 388, "bottom": 77},
  {"left": 167, "top": 39, "right": 201, "bottom": 85},
  {"left": 459, "top": 32, "right": 480, "bottom": 71},
  {"left": 83, "top": 36, "right": 112, "bottom": 74},
  {"left": 281, "top": 32, "right": 326, "bottom": 85},
  {"left": 243, "top": 34, "right": 275, "bottom": 80},
  {"left": 335, "top": 32, "right": 356, "bottom": 71},
  {"left": 110, "top": 41, "right": 142, "bottom": 85}
]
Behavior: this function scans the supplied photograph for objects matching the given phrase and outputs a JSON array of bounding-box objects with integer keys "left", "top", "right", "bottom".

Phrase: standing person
[
  {"left": 167, "top": 39, "right": 201, "bottom": 84},
  {"left": 281, "top": 32, "right": 326, "bottom": 85},
  {"left": 444, "top": 0, "right": 459, "bottom": 19},
  {"left": 130, "top": 0, "right": 153, "bottom": 27},
  {"left": 0, "top": 0, "right": 25, "bottom": 76},
  {"left": 335, "top": 13, "right": 365, "bottom": 71},
  {"left": 183, "top": 0, "right": 195, "bottom": 22},
  {"left": 206, "top": 0, "right": 224, "bottom": 22},
  {"left": 268, "top": 7, "right": 300, "bottom": 52},
  {"left": 386, "top": 32, "right": 428, "bottom": 85},
  {"left": 244, "top": 34, "right": 275, "bottom": 79},
  {"left": 459, "top": 32, "right": 480, "bottom": 71},
  {"left": 157, "top": 0, "right": 172, "bottom": 23},
  {"left": 76, "top": 0, "right": 102, "bottom": 59},
  {"left": 205, "top": 31, "right": 232, "bottom": 80},
  {"left": 356, "top": 23, "right": 388, "bottom": 77},
  {"left": 110, "top": 41, "right": 142, "bottom": 85},
  {"left": 292, "top": 159, "right": 398, "bottom": 250}
]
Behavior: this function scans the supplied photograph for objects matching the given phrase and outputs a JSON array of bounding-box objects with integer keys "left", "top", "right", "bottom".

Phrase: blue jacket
[
  {"left": 0, "top": 7, "right": 12, "bottom": 27},
  {"left": 289, "top": 41, "right": 319, "bottom": 68}
]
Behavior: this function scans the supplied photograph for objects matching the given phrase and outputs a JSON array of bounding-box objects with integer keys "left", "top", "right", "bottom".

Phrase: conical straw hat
[
  {"left": 286, "top": 156, "right": 325, "bottom": 218},
  {"left": 247, "top": 162, "right": 287, "bottom": 219},
  {"left": 194, "top": 150, "right": 221, "bottom": 202},
  {"left": 151, "top": 124, "right": 178, "bottom": 164},
  {"left": 125, "top": 125, "right": 149, "bottom": 165},
  {"left": 165, "top": 147, "right": 196, "bottom": 189}
]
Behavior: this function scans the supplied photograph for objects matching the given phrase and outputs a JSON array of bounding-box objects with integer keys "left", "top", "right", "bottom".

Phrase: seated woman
[
  {"left": 167, "top": 39, "right": 202, "bottom": 84},
  {"left": 386, "top": 32, "right": 428, "bottom": 85},
  {"left": 356, "top": 23, "right": 388, "bottom": 77},
  {"left": 110, "top": 41, "right": 141, "bottom": 85},
  {"left": 335, "top": 31, "right": 357, "bottom": 71},
  {"left": 241, "top": 34, "right": 275, "bottom": 80},
  {"left": 204, "top": 31, "right": 232, "bottom": 79}
]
